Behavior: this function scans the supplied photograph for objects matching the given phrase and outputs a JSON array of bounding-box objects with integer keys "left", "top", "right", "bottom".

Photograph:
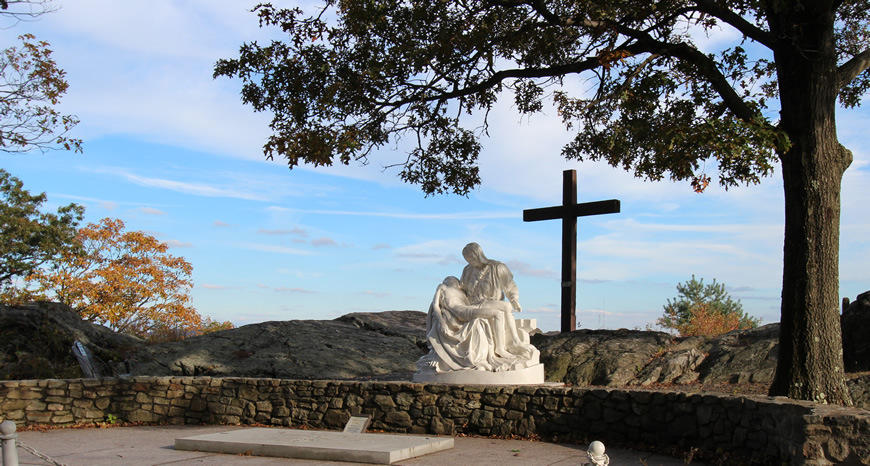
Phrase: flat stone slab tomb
[{"left": 175, "top": 428, "right": 454, "bottom": 464}]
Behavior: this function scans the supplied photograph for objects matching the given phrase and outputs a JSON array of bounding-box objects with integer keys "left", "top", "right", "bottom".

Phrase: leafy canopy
[
  {"left": 0, "top": 168, "right": 83, "bottom": 289},
  {"left": 216, "top": 0, "right": 870, "bottom": 195},
  {"left": 657, "top": 275, "right": 760, "bottom": 336}
]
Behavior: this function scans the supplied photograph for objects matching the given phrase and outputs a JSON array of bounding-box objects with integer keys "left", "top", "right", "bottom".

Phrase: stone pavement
[{"left": 13, "top": 425, "right": 705, "bottom": 465}]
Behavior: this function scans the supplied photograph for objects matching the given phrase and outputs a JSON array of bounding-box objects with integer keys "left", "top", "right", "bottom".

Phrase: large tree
[{"left": 216, "top": 0, "right": 869, "bottom": 404}]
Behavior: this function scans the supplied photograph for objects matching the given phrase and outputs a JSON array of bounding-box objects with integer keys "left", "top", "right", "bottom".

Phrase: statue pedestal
[{"left": 412, "top": 363, "right": 545, "bottom": 385}]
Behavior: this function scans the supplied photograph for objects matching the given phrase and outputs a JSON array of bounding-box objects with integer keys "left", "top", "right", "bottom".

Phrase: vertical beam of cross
[
  {"left": 523, "top": 170, "right": 620, "bottom": 333},
  {"left": 561, "top": 170, "right": 578, "bottom": 333}
]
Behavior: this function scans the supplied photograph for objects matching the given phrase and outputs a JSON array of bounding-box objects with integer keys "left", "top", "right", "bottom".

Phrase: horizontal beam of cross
[{"left": 523, "top": 199, "right": 621, "bottom": 222}]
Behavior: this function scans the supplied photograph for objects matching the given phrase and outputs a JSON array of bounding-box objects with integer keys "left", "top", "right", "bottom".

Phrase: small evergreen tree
[{"left": 658, "top": 276, "right": 760, "bottom": 336}]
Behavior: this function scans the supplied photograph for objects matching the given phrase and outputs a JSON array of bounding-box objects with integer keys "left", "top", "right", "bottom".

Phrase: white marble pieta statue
[{"left": 413, "top": 242, "right": 544, "bottom": 384}]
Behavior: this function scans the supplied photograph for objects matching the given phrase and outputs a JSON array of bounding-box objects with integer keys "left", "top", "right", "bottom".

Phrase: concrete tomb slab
[{"left": 175, "top": 427, "right": 454, "bottom": 464}]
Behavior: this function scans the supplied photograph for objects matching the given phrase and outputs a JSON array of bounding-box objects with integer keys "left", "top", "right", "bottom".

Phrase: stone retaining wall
[{"left": 1, "top": 377, "right": 868, "bottom": 464}]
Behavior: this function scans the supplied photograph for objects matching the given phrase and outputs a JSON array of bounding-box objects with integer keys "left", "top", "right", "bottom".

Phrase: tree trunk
[{"left": 767, "top": 3, "right": 853, "bottom": 405}]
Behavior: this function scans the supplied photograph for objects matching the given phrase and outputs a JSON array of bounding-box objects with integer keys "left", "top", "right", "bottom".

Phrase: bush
[{"left": 658, "top": 275, "right": 760, "bottom": 336}]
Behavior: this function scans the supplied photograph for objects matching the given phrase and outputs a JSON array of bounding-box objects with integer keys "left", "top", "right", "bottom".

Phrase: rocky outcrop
[
  {"left": 126, "top": 311, "right": 429, "bottom": 380},
  {"left": 693, "top": 322, "right": 780, "bottom": 383},
  {"left": 532, "top": 323, "right": 781, "bottom": 387},
  {"left": 842, "top": 290, "right": 870, "bottom": 372},
  {"left": 0, "top": 302, "right": 429, "bottom": 381},
  {"left": 334, "top": 310, "right": 428, "bottom": 349},
  {"left": 0, "top": 302, "right": 143, "bottom": 380},
  {"left": 531, "top": 328, "right": 674, "bottom": 386},
  {"left": 2, "top": 298, "right": 867, "bottom": 399}
]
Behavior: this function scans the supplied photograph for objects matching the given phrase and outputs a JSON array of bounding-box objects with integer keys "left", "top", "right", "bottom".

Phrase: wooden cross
[{"left": 523, "top": 170, "right": 620, "bottom": 333}]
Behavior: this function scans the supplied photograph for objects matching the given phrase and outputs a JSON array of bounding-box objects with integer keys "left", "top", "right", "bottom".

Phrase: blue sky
[{"left": 2, "top": 1, "right": 868, "bottom": 332}]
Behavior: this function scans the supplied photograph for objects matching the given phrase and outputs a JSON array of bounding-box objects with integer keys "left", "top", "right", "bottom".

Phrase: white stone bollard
[
  {"left": 587, "top": 440, "right": 609, "bottom": 466},
  {"left": 0, "top": 420, "right": 19, "bottom": 466}
]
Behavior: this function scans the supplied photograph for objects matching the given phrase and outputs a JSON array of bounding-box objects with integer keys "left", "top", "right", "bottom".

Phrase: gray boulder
[
  {"left": 0, "top": 302, "right": 143, "bottom": 379},
  {"left": 847, "top": 373, "right": 870, "bottom": 409},
  {"left": 694, "top": 323, "right": 779, "bottom": 383},
  {"left": 842, "top": 290, "right": 870, "bottom": 372},
  {"left": 531, "top": 329, "right": 674, "bottom": 386},
  {"left": 632, "top": 348, "right": 705, "bottom": 386},
  {"left": 125, "top": 311, "right": 428, "bottom": 380},
  {"left": 334, "top": 310, "right": 428, "bottom": 349},
  {"left": 533, "top": 324, "right": 780, "bottom": 387}
]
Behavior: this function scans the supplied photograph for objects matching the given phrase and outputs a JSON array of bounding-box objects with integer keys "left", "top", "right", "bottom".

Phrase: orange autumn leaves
[
  {"left": 659, "top": 302, "right": 747, "bottom": 337},
  {"left": 24, "top": 218, "right": 231, "bottom": 340}
]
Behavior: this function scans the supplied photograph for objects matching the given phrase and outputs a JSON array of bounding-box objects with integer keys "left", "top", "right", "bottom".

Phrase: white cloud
[
  {"left": 574, "top": 233, "right": 782, "bottom": 289},
  {"left": 264, "top": 205, "right": 517, "bottom": 220},
  {"left": 96, "top": 168, "right": 268, "bottom": 201},
  {"left": 393, "top": 240, "right": 467, "bottom": 266},
  {"left": 275, "top": 287, "right": 317, "bottom": 294},
  {"left": 258, "top": 228, "right": 308, "bottom": 237},
  {"left": 685, "top": 20, "right": 744, "bottom": 54},
  {"left": 165, "top": 239, "right": 193, "bottom": 248},
  {"left": 525, "top": 306, "right": 558, "bottom": 314},
  {"left": 64, "top": 2, "right": 266, "bottom": 61},
  {"left": 52, "top": 193, "right": 123, "bottom": 208},
  {"left": 201, "top": 284, "right": 228, "bottom": 290},
  {"left": 604, "top": 218, "right": 782, "bottom": 237},
  {"left": 238, "top": 243, "right": 313, "bottom": 256},
  {"left": 138, "top": 207, "right": 167, "bottom": 216},
  {"left": 275, "top": 269, "right": 325, "bottom": 279},
  {"left": 469, "top": 97, "right": 703, "bottom": 207},
  {"left": 504, "top": 260, "right": 557, "bottom": 279},
  {"left": 311, "top": 237, "right": 339, "bottom": 247},
  {"left": 25, "top": 0, "right": 275, "bottom": 159}
]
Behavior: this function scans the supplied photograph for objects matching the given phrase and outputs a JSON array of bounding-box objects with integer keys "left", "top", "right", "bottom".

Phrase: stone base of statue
[{"left": 412, "top": 361, "right": 545, "bottom": 385}]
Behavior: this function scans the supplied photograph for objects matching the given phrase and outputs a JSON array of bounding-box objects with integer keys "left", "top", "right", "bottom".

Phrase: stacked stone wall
[{"left": 1, "top": 377, "right": 868, "bottom": 464}]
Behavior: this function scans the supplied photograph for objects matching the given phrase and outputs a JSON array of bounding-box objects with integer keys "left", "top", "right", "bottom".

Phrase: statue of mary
[{"left": 413, "top": 243, "right": 544, "bottom": 384}]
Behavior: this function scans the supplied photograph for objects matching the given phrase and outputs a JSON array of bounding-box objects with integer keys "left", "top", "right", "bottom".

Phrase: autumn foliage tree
[
  {"left": 658, "top": 276, "right": 760, "bottom": 336},
  {"left": 25, "top": 218, "right": 202, "bottom": 339},
  {"left": 217, "top": 0, "right": 870, "bottom": 404}
]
